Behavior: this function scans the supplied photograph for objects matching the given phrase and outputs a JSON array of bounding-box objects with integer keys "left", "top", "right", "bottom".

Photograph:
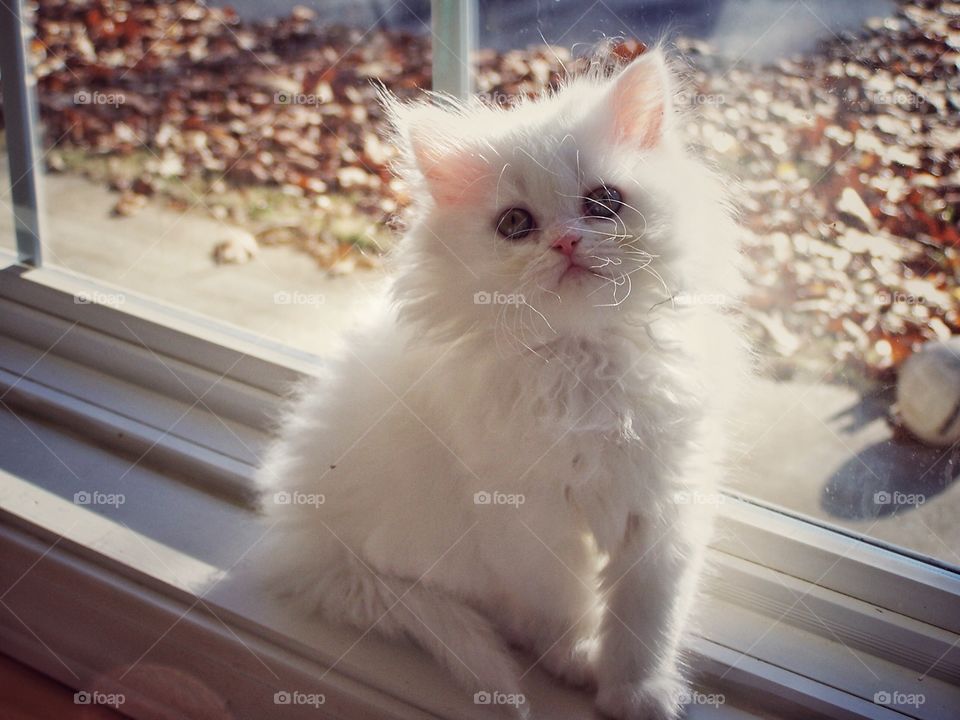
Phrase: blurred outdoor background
[{"left": 1, "top": 0, "right": 958, "bottom": 566}]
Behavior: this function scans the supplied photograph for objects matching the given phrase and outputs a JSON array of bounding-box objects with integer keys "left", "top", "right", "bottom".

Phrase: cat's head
[{"left": 387, "top": 50, "right": 741, "bottom": 348}]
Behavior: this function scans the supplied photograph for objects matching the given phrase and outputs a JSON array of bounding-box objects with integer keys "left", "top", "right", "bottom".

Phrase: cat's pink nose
[{"left": 551, "top": 233, "right": 581, "bottom": 256}]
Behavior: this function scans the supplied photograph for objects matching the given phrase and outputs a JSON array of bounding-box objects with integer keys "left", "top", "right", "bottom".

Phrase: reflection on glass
[
  {"left": 28, "top": 0, "right": 430, "bottom": 354},
  {"left": 0, "top": 99, "right": 16, "bottom": 253},
  {"left": 474, "top": 0, "right": 957, "bottom": 567}
]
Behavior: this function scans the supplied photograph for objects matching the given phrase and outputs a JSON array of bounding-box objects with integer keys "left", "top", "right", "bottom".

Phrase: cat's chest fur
[{"left": 425, "top": 331, "right": 702, "bottom": 500}]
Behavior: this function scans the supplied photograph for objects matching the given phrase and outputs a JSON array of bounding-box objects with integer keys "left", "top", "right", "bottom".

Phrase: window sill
[{"left": 2, "top": 409, "right": 956, "bottom": 719}]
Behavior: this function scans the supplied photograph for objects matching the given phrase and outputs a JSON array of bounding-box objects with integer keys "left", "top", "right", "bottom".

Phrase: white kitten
[{"left": 251, "top": 50, "right": 747, "bottom": 720}]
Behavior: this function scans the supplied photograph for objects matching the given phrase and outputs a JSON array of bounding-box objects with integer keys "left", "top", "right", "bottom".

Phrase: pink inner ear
[
  {"left": 412, "top": 137, "right": 492, "bottom": 205},
  {"left": 608, "top": 55, "right": 667, "bottom": 149}
]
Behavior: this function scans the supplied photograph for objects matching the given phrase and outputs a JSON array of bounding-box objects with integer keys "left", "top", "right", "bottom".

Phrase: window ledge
[{"left": 1, "top": 411, "right": 956, "bottom": 719}]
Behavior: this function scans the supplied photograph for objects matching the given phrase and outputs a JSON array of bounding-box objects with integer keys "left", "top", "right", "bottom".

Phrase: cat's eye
[
  {"left": 496, "top": 207, "right": 537, "bottom": 240},
  {"left": 583, "top": 186, "right": 624, "bottom": 219}
]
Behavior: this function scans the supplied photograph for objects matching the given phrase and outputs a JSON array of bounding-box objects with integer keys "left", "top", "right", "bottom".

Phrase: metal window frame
[
  {"left": 431, "top": 0, "right": 477, "bottom": 97},
  {"left": 0, "top": 0, "right": 45, "bottom": 265}
]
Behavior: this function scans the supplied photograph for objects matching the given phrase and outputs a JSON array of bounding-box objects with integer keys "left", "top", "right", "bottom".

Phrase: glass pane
[
  {"left": 479, "top": 0, "right": 959, "bottom": 569},
  {"left": 22, "top": 0, "right": 960, "bottom": 567},
  {"left": 0, "top": 94, "right": 18, "bottom": 254},
  {"left": 28, "top": 0, "right": 429, "bottom": 356}
]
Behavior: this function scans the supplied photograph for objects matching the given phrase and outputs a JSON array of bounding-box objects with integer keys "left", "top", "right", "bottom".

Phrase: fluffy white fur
[{"left": 250, "top": 50, "right": 747, "bottom": 720}]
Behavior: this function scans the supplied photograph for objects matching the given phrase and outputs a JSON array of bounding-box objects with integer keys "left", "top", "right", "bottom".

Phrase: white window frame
[{"left": 1, "top": 1, "right": 959, "bottom": 718}]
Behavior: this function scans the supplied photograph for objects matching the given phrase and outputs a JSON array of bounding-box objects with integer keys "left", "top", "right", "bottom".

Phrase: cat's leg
[
  {"left": 495, "top": 586, "right": 599, "bottom": 690},
  {"left": 591, "top": 507, "right": 705, "bottom": 720},
  {"left": 485, "top": 525, "right": 602, "bottom": 691},
  {"left": 529, "top": 613, "right": 599, "bottom": 691},
  {"left": 347, "top": 568, "right": 527, "bottom": 715},
  {"left": 529, "top": 566, "right": 600, "bottom": 690}
]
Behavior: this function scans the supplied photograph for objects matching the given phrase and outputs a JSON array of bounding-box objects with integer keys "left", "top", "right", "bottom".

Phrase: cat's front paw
[
  {"left": 595, "top": 674, "right": 686, "bottom": 720},
  {"left": 539, "top": 637, "right": 597, "bottom": 691}
]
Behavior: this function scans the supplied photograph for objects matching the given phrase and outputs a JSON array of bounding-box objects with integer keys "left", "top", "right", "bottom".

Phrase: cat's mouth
[{"left": 558, "top": 259, "right": 607, "bottom": 284}]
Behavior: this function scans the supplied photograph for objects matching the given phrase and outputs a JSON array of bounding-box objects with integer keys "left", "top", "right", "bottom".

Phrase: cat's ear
[
  {"left": 601, "top": 50, "right": 672, "bottom": 149},
  {"left": 406, "top": 123, "right": 491, "bottom": 204},
  {"left": 384, "top": 93, "right": 491, "bottom": 204}
]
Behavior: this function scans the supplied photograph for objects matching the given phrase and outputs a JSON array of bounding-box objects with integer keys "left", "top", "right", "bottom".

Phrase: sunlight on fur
[{"left": 241, "top": 48, "right": 749, "bottom": 720}]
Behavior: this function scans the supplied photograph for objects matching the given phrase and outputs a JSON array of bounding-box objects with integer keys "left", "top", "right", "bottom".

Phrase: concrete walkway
[
  {"left": 734, "top": 378, "right": 960, "bottom": 566},
  {"left": 33, "top": 173, "right": 385, "bottom": 358}
]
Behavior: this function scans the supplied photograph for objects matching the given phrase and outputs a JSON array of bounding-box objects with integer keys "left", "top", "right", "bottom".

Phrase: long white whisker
[
  {"left": 522, "top": 299, "right": 557, "bottom": 336},
  {"left": 556, "top": 191, "right": 648, "bottom": 238},
  {"left": 536, "top": 283, "right": 562, "bottom": 303},
  {"left": 586, "top": 262, "right": 654, "bottom": 299}
]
